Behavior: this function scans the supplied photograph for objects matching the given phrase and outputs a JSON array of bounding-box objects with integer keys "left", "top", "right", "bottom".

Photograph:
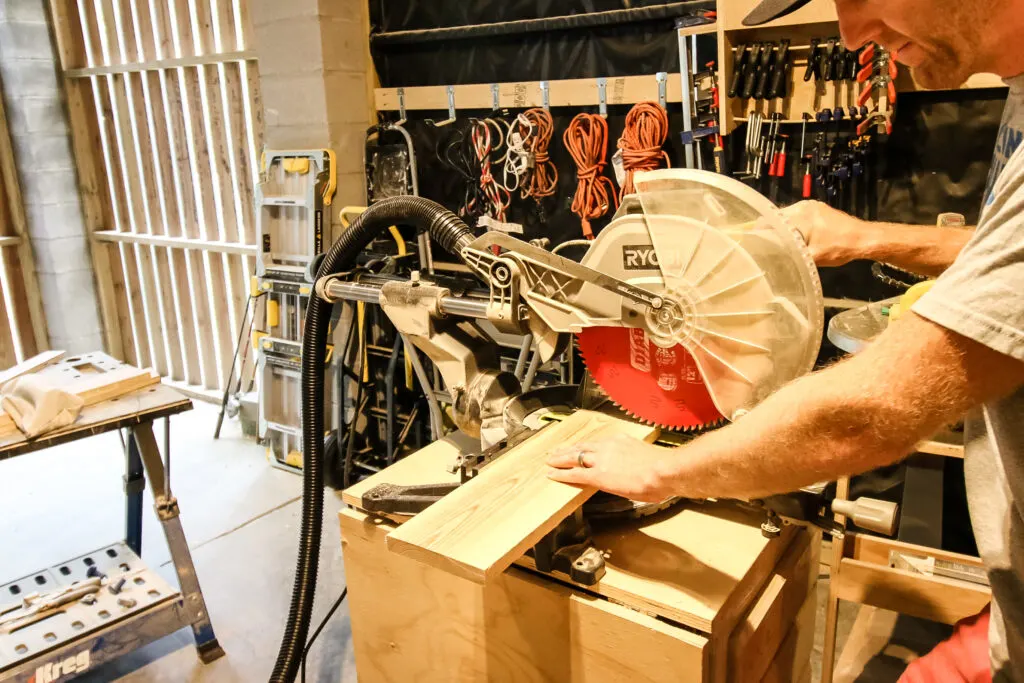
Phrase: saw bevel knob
[{"left": 832, "top": 497, "right": 899, "bottom": 536}]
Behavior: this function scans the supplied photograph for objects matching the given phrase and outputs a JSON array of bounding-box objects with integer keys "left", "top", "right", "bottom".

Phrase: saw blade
[{"left": 577, "top": 326, "right": 723, "bottom": 430}]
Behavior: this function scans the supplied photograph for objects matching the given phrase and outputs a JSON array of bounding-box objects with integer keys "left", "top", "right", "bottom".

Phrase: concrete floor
[
  {"left": 1, "top": 401, "right": 356, "bottom": 683},
  {"left": 0, "top": 400, "right": 945, "bottom": 683}
]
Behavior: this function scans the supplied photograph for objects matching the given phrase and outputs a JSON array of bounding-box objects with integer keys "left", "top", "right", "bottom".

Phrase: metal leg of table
[
  {"left": 129, "top": 421, "right": 225, "bottom": 663},
  {"left": 124, "top": 429, "right": 146, "bottom": 555}
]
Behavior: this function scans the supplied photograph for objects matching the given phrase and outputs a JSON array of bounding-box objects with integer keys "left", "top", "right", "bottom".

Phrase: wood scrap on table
[
  {"left": 0, "top": 358, "right": 159, "bottom": 438},
  {"left": 0, "top": 350, "right": 66, "bottom": 387},
  {"left": 385, "top": 409, "right": 659, "bottom": 583}
]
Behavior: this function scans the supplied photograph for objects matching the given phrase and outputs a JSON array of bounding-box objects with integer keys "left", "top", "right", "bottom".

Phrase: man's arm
[
  {"left": 782, "top": 201, "right": 974, "bottom": 276},
  {"left": 548, "top": 312, "right": 1024, "bottom": 502}
]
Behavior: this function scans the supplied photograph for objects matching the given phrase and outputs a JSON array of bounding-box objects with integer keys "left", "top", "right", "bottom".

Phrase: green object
[{"left": 881, "top": 306, "right": 891, "bottom": 316}]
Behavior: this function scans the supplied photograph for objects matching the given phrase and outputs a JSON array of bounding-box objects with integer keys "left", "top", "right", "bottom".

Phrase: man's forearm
[
  {"left": 852, "top": 222, "right": 974, "bottom": 276},
  {"left": 659, "top": 364, "right": 913, "bottom": 501},
  {"left": 657, "top": 314, "right": 986, "bottom": 501}
]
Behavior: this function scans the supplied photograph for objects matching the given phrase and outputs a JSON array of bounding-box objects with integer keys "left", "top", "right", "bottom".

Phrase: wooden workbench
[{"left": 341, "top": 435, "right": 820, "bottom": 682}]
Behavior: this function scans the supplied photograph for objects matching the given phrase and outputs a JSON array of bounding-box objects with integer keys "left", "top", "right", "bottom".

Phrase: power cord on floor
[{"left": 300, "top": 586, "right": 348, "bottom": 683}]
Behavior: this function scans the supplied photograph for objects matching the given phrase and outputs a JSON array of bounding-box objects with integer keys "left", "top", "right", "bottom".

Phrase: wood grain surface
[{"left": 385, "top": 410, "right": 658, "bottom": 583}]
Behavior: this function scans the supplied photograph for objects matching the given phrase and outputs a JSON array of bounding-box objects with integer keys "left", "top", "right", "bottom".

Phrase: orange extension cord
[
  {"left": 617, "top": 101, "right": 671, "bottom": 199},
  {"left": 563, "top": 113, "right": 617, "bottom": 239},
  {"left": 521, "top": 108, "right": 558, "bottom": 199}
]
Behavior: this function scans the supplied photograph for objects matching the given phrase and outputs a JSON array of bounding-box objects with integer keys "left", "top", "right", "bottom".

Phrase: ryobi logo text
[{"left": 622, "top": 245, "right": 659, "bottom": 270}]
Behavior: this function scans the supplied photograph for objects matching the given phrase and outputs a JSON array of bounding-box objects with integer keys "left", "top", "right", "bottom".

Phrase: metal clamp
[
  {"left": 656, "top": 72, "right": 668, "bottom": 109},
  {"left": 397, "top": 87, "right": 406, "bottom": 121},
  {"left": 446, "top": 85, "right": 456, "bottom": 121},
  {"left": 491, "top": 83, "right": 500, "bottom": 111},
  {"left": 539, "top": 80, "right": 550, "bottom": 110},
  {"left": 596, "top": 77, "right": 608, "bottom": 117}
]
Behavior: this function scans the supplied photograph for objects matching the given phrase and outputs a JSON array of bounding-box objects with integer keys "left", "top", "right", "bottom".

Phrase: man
[{"left": 548, "top": 0, "right": 1024, "bottom": 679}]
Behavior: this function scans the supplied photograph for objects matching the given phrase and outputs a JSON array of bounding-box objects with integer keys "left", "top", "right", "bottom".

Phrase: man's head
[{"left": 743, "top": 0, "right": 1022, "bottom": 89}]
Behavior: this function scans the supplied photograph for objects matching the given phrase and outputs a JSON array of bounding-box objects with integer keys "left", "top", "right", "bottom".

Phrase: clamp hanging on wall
[
  {"left": 597, "top": 77, "right": 608, "bottom": 117},
  {"left": 397, "top": 87, "right": 407, "bottom": 123},
  {"left": 539, "top": 80, "right": 550, "bottom": 110},
  {"left": 491, "top": 83, "right": 500, "bottom": 111}
]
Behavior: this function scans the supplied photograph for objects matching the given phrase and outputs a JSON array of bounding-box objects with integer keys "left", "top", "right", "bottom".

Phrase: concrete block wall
[
  {"left": 249, "top": 0, "right": 373, "bottom": 243},
  {"left": 0, "top": 0, "right": 104, "bottom": 353}
]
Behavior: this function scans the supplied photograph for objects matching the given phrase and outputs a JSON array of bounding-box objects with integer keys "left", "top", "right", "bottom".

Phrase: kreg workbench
[
  {"left": 0, "top": 355, "right": 221, "bottom": 682},
  {"left": 339, "top": 431, "right": 820, "bottom": 683}
]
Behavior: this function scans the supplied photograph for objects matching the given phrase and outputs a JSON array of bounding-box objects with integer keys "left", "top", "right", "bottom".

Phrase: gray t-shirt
[{"left": 913, "top": 73, "right": 1024, "bottom": 681}]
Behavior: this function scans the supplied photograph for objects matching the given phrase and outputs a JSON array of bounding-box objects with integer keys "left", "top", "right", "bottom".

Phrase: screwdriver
[{"left": 800, "top": 113, "right": 813, "bottom": 198}]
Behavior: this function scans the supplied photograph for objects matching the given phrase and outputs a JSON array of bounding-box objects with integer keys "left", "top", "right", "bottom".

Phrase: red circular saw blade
[{"left": 577, "top": 326, "right": 723, "bottom": 430}]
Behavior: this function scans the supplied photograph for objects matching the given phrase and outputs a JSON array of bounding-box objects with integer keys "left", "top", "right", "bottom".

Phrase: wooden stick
[{"left": 0, "top": 351, "right": 67, "bottom": 386}]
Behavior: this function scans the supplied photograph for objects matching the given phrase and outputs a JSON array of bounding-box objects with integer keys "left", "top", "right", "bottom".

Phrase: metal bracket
[
  {"left": 491, "top": 83, "right": 500, "bottom": 111},
  {"left": 446, "top": 84, "right": 456, "bottom": 121},
  {"left": 539, "top": 80, "right": 550, "bottom": 110},
  {"left": 397, "top": 87, "right": 406, "bottom": 121},
  {"left": 596, "top": 77, "right": 608, "bottom": 117},
  {"left": 656, "top": 72, "right": 668, "bottom": 109}
]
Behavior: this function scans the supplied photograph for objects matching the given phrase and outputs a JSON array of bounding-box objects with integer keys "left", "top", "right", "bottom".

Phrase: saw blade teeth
[{"left": 576, "top": 329, "right": 725, "bottom": 431}]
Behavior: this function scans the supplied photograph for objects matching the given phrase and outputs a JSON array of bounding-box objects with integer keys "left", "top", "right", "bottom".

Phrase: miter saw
[
  {"left": 269, "top": 169, "right": 897, "bottom": 683},
  {"left": 316, "top": 168, "right": 894, "bottom": 544}
]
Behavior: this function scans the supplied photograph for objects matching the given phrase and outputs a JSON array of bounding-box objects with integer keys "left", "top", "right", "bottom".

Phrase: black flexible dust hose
[{"left": 269, "top": 197, "right": 473, "bottom": 683}]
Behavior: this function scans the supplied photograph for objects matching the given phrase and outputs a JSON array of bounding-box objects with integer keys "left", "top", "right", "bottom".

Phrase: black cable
[
  {"left": 272, "top": 196, "right": 472, "bottom": 683},
  {"left": 299, "top": 587, "right": 348, "bottom": 683}
]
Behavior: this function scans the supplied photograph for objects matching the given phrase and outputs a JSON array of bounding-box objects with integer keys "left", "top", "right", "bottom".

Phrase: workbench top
[
  {"left": 0, "top": 383, "right": 190, "bottom": 459},
  {"left": 343, "top": 434, "right": 792, "bottom": 635}
]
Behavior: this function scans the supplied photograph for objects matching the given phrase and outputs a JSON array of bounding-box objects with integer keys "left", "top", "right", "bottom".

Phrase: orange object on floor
[
  {"left": 617, "top": 101, "right": 670, "bottom": 199},
  {"left": 563, "top": 112, "right": 617, "bottom": 239},
  {"left": 898, "top": 605, "right": 992, "bottom": 683}
]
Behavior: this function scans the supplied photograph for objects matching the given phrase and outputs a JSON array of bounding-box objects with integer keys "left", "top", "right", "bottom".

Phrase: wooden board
[
  {"left": 384, "top": 411, "right": 658, "bottom": 583},
  {"left": 375, "top": 74, "right": 687, "bottom": 112},
  {"left": 341, "top": 506, "right": 708, "bottom": 683},
  {"left": 760, "top": 591, "right": 817, "bottom": 683},
  {"left": 0, "top": 351, "right": 67, "bottom": 386},
  {"left": 729, "top": 529, "right": 819, "bottom": 682},
  {"left": 846, "top": 531, "right": 985, "bottom": 570},
  {"left": 834, "top": 557, "right": 990, "bottom": 625}
]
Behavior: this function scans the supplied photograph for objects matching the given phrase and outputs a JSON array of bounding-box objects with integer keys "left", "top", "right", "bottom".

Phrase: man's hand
[
  {"left": 780, "top": 200, "right": 865, "bottom": 267},
  {"left": 546, "top": 435, "right": 675, "bottom": 502}
]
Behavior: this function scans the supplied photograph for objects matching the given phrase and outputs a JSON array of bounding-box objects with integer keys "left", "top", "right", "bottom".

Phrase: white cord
[{"left": 502, "top": 113, "right": 534, "bottom": 193}]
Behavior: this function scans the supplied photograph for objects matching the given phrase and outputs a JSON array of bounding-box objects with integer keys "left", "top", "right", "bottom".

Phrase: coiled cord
[
  {"left": 617, "top": 101, "right": 671, "bottom": 199},
  {"left": 522, "top": 108, "right": 558, "bottom": 200},
  {"left": 471, "top": 119, "right": 511, "bottom": 221},
  {"left": 563, "top": 112, "right": 617, "bottom": 239},
  {"left": 503, "top": 113, "right": 534, "bottom": 193}
]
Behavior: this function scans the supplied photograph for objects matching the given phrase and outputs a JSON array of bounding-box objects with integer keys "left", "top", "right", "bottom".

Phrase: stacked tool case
[{"left": 254, "top": 149, "right": 337, "bottom": 474}]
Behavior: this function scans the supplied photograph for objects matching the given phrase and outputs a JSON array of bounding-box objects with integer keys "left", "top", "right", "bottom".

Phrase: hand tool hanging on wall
[
  {"left": 729, "top": 44, "right": 752, "bottom": 98},
  {"left": 563, "top": 113, "right": 618, "bottom": 239}
]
